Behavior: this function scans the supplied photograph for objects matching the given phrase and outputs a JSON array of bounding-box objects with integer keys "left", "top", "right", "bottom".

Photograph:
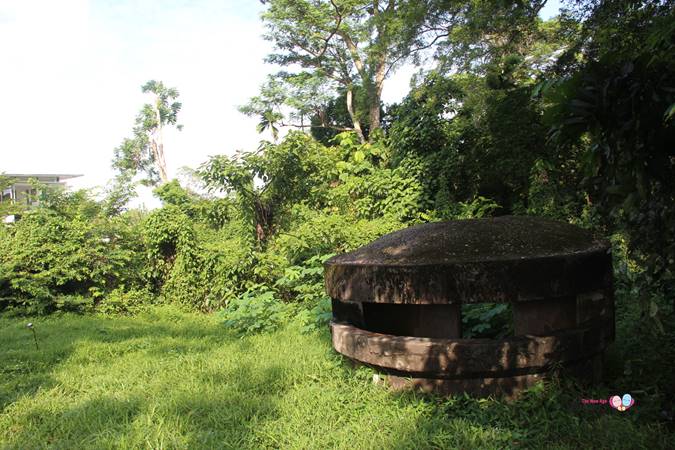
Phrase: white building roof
[
  {"left": 0, "top": 173, "right": 82, "bottom": 182},
  {"left": 4, "top": 173, "right": 82, "bottom": 180}
]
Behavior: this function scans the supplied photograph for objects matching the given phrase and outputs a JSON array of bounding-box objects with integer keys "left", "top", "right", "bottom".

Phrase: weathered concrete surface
[
  {"left": 386, "top": 373, "right": 544, "bottom": 398},
  {"left": 331, "top": 321, "right": 612, "bottom": 378},
  {"left": 326, "top": 216, "right": 615, "bottom": 397},
  {"left": 386, "top": 353, "right": 604, "bottom": 397},
  {"left": 512, "top": 296, "right": 577, "bottom": 335},
  {"left": 325, "top": 216, "right": 611, "bottom": 304}
]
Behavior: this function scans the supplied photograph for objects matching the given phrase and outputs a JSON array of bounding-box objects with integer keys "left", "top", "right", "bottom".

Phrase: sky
[{"left": 0, "top": 0, "right": 562, "bottom": 208}]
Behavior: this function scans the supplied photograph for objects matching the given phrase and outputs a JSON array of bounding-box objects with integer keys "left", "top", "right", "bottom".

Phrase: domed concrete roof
[{"left": 325, "top": 216, "right": 611, "bottom": 304}]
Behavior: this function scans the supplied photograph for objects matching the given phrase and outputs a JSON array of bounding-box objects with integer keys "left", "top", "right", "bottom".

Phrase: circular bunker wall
[{"left": 324, "top": 216, "right": 615, "bottom": 397}]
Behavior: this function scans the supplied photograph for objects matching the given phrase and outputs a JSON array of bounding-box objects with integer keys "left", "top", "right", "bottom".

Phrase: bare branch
[
  {"left": 280, "top": 121, "right": 353, "bottom": 132},
  {"left": 384, "top": 31, "right": 450, "bottom": 79},
  {"left": 314, "top": 0, "right": 344, "bottom": 59},
  {"left": 340, "top": 32, "right": 367, "bottom": 80}
]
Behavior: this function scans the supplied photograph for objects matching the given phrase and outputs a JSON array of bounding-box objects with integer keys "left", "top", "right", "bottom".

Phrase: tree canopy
[{"left": 244, "top": 0, "right": 443, "bottom": 142}]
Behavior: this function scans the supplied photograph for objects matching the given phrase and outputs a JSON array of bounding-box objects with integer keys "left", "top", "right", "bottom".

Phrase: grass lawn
[{"left": 1, "top": 307, "right": 673, "bottom": 449}]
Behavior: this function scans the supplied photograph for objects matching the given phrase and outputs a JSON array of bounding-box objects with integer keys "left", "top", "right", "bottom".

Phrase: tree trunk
[
  {"left": 368, "top": 55, "right": 387, "bottom": 139},
  {"left": 346, "top": 87, "right": 366, "bottom": 143},
  {"left": 253, "top": 197, "right": 273, "bottom": 245},
  {"left": 156, "top": 140, "right": 169, "bottom": 183},
  {"left": 149, "top": 139, "right": 169, "bottom": 184},
  {"left": 153, "top": 101, "right": 169, "bottom": 184},
  {"left": 368, "top": 91, "right": 381, "bottom": 136}
]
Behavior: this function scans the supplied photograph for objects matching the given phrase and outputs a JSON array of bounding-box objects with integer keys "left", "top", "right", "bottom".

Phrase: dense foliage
[
  {"left": 542, "top": 0, "right": 675, "bottom": 321},
  {"left": 0, "top": 189, "right": 146, "bottom": 313}
]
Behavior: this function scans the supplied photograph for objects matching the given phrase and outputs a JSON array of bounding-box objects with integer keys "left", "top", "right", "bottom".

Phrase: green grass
[{"left": 1, "top": 307, "right": 672, "bottom": 449}]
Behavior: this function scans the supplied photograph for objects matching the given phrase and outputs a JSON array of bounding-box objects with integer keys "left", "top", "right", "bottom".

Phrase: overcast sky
[{"left": 1, "top": 0, "right": 561, "bottom": 208}]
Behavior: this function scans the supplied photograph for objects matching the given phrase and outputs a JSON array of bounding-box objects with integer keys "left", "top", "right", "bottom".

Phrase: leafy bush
[
  {"left": 219, "top": 285, "right": 293, "bottom": 335},
  {"left": 271, "top": 205, "right": 403, "bottom": 265},
  {"left": 0, "top": 191, "right": 145, "bottom": 313},
  {"left": 141, "top": 203, "right": 261, "bottom": 312},
  {"left": 198, "top": 233, "right": 257, "bottom": 309},
  {"left": 218, "top": 253, "right": 334, "bottom": 335},
  {"left": 154, "top": 179, "right": 233, "bottom": 229},
  {"left": 142, "top": 204, "right": 213, "bottom": 309},
  {"left": 326, "top": 133, "right": 429, "bottom": 221},
  {"left": 462, "top": 303, "right": 512, "bottom": 339},
  {"left": 96, "top": 287, "right": 155, "bottom": 315},
  {"left": 451, "top": 196, "right": 500, "bottom": 220},
  {"left": 273, "top": 254, "right": 334, "bottom": 331}
]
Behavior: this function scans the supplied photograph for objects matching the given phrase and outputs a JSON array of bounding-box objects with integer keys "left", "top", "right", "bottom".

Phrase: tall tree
[
  {"left": 246, "top": 0, "right": 442, "bottom": 142},
  {"left": 113, "top": 80, "right": 183, "bottom": 184}
]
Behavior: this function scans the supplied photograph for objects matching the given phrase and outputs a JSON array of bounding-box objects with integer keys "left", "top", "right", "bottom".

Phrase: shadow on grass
[
  {"left": 0, "top": 312, "right": 291, "bottom": 448},
  {"left": 2, "top": 395, "right": 145, "bottom": 450},
  {"left": 2, "top": 363, "right": 287, "bottom": 449},
  {"left": 0, "top": 311, "right": 235, "bottom": 412}
]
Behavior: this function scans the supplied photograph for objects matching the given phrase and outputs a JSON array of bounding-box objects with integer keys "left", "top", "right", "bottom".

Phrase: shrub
[
  {"left": 142, "top": 205, "right": 206, "bottom": 307},
  {"left": 273, "top": 254, "right": 334, "bottom": 332},
  {"left": 271, "top": 205, "right": 403, "bottom": 265},
  {"left": 326, "top": 133, "right": 429, "bottom": 222},
  {"left": 96, "top": 287, "right": 155, "bottom": 315},
  {"left": 0, "top": 198, "right": 145, "bottom": 313},
  {"left": 142, "top": 205, "right": 261, "bottom": 312},
  {"left": 218, "top": 253, "right": 334, "bottom": 335},
  {"left": 197, "top": 233, "right": 256, "bottom": 309},
  {"left": 219, "top": 285, "right": 294, "bottom": 335}
]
